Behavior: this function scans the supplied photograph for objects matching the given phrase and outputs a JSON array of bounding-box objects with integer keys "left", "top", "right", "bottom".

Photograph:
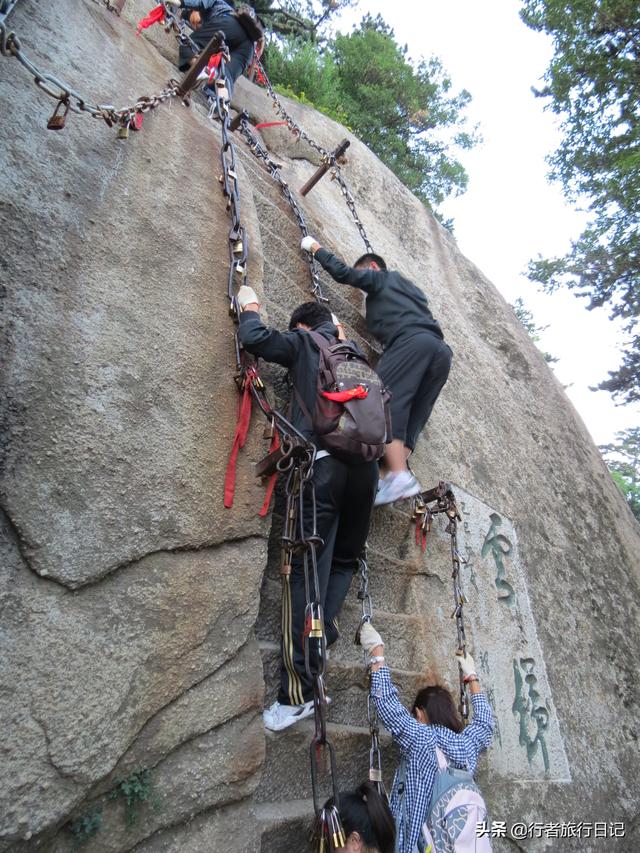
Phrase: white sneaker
[
  {"left": 263, "top": 700, "right": 314, "bottom": 732},
  {"left": 374, "top": 471, "right": 421, "bottom": 506}
]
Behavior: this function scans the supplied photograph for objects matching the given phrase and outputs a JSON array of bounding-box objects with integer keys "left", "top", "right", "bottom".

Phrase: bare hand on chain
[{"left": 189, "top": 10, "right": 202, "bottom": 28}]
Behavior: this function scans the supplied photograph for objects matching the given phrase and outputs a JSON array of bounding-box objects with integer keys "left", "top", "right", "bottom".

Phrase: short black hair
[
  {"left": 354, "top": 252, "right": 387, "bottom": 271},
  {"left": 413, "top": 684, "right": 463, "bottom": 732},
  {"left": 288, "top": 301, "right": 332, "bottom": 330}
]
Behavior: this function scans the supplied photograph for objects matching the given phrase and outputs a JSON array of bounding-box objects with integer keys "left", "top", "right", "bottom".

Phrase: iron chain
[
  {"left": 412, "top": 484, "right": 470, "bottom": 722},
  {"left": 212, "top": 46, "right": 345, "bottom": 846}
]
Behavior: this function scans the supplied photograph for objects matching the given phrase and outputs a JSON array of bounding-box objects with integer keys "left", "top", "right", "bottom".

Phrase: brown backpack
[
  {"left": 294, "top": 331, "right": 392, "bottom": 464},
  {"left": 233, "top": 3, "right": 264, "bottom": 42}
]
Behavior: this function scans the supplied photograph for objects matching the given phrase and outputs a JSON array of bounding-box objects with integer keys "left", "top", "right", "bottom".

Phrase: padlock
[
  {"left": 310, "top": 618, "right": 323, "bottom": 638},
  {"left": 47, "top": 98, "right": 70, "bottom": 131},
  {"left": 117, "top": 121, "right": 130, "bottom": 140}
]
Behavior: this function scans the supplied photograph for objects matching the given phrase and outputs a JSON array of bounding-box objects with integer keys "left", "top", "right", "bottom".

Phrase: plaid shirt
[{"left": 371, "top": 667, "right": 494, "bottom": 853}]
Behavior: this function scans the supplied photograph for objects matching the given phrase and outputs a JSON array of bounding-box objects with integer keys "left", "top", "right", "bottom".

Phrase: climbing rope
[
  {"left": 210, "top": 42, "right": 345, "bottom": 848},
  {"left": 412, "top": 483, "right": 470, "bottom": 722},
  {"left": 0, "top": 17, "right": 180, "bottom": 133},
  {"left": 355, "top": 555, "right": 387, "bottom": 800}
]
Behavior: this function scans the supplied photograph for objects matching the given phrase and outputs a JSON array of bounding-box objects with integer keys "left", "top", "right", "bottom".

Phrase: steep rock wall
[{"left": 1, "top": 2, "right": 639, "bottom": 851}]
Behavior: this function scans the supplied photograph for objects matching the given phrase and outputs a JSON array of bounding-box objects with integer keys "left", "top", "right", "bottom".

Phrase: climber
[
  {"left": 174, "top": 0, "right": 264, "bottom": 96},
  {"left": 236, "top": 285, "right": 379, "bottom": 731},
  {"left": 359, "top": 621, "right": 494, "bottom": 853},
  {"left": 322, "top": 782, "right": 396, "bottom": 853},
  {"left": 301, "top": 237, "right": 453, "bottom": 507}
]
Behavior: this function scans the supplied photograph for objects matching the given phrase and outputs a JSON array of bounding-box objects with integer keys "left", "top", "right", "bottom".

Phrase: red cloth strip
[
  {"left": 255, "top": 121, "right": 288, "bottom": 129},
  {"left": 321, "top": 385, "right": 368, "bottom": 403},
  {"left": 224, "top": 381, "right": 253, "bottom": 508},
  {"left": 137, "top": 5, "right": 165, "bottom": 35},
  {"left": 258, "top": 430, "right": 280, "bottom": 517}
]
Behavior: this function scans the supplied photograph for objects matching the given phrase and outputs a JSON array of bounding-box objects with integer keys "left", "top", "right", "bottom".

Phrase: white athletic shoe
[
  {"left": 263, "top": 699, "right": 314, "bottom": 732},
  {"left": 374, "top": 471, "right": 421, "bottom": 506}
]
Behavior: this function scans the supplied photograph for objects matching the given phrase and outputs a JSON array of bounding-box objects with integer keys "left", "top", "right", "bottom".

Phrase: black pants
[
  {"left": 178, "top": 14, "right": 254, "bottom": 97},
  {"left": 279, "top": 456, "right": 379, "bottom": 705},
  {"left": 377, "top": 331, "right": 453, "bottom": 451}
]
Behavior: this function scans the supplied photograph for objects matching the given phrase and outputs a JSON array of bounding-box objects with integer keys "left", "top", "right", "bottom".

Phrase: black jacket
[
  {"left": 315, "top": 248, "right": 444, "bottom": 349},
  {"left": 238, "top": 312, "right": 341, "bottom": 445}
]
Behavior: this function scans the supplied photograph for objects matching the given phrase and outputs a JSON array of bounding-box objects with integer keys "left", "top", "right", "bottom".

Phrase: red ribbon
[
  {"left": 321, "top": 385, "right": 368, "bottom": 403},
  {"left": 255, "top": 121, "right": 288, "bottom": 130},
  {"left": 136, "top": 5, "right": 165, "bottom": 35},
  {"left": 224, "top": 380, "right": 253, "bottom": 508},
  {"left": 255, "top": 66, "right": 267, "bottom": 85},
  {"left": 207, "top": 52, "right": 223, "bottom": 83},
  {"left": 259, "top": 429, "right": 280, "bottom": 517}
]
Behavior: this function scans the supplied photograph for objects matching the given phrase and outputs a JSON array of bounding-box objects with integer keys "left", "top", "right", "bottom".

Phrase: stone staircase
[{"left": 227, "top": 121, "right": 459, "bottom": 851}]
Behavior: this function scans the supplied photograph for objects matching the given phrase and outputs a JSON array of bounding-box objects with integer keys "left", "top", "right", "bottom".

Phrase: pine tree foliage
[
  {"left": 520, "top": 0, "right": 640, "bottom": 403},
  {"left": 263, "top": 15, "right": 478, "bottom": 212},
  {"left": 599, "top": 427, "right": 640, "bottom": 521}
]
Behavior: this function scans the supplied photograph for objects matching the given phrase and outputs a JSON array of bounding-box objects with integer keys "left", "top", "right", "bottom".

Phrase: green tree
[
  {"left": 511, "top": 296, "right": 558, "bottom": 364},
  {"left": 520, "top": 0, "right": 640, "bottom": 404},
  {"left": 264, "top": 16, "right": 478, "bottom": 212},
  {"left": 599, "top": 427, "right": 640, "bottom": 521},
  {"left": 252, "top": 0, "right": 356, "bottom": 40}
]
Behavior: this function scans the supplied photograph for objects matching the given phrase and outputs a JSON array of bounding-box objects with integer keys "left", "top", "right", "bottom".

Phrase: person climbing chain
[
  {"left": 172, "top": 0, "right": 264, "bottom": 96},
  {"left": 236, "top": 284, "right": 379, "bottom": 731},
  {"left": 359, "top": 621, "right": 494, "bottom": 853},
  {"left": 320, "top": 782, "right": 396, "bottom": 853},
  {"left": 301, "top": 236, "right": 453, "bottom": 506}
]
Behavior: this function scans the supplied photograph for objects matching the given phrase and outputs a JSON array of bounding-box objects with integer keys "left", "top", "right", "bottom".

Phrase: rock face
[{"left": 1, "top": 2, "right": 639, "bottom": 852}]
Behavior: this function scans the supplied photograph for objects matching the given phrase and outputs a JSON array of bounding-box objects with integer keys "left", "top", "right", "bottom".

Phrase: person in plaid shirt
[{"left": 360, "top": 622, "right": 494, "bottom": 853}]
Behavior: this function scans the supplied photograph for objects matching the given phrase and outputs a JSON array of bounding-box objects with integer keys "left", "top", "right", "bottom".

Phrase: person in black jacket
[
  {"left": 301, "top": 237, "right": 453, "bottom": 506},
  {"left": 176, "top": 0, "right": 264, "bottom": 97},
  {"left": 236, "top": 285, "right": 379, "bottom": 731}
]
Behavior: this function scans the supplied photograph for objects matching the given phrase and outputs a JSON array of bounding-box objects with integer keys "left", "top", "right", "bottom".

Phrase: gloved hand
[
  {"left": 237, "top": 285, "right": 259, "bottom": 310},
  {"left": 301, "top": 235, "right": 319, "bottom": 253},
  {"left": 455, "top": 650, "right": 477, "bottom": 679},
  {"left": 359, "top": 621, "right": 384, "bottom": 656}
]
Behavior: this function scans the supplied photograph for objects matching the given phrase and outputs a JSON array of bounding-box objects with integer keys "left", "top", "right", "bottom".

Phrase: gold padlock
[{"left": 117, "top": 122, "right": 130, "bottom": 140}]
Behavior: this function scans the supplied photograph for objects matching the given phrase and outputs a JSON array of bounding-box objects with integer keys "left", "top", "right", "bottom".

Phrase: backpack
[
  {"left": 294, "top": 330, "right": 391, "bottom": 464},
  {"left": 233, "top": 3, "right": 264, "bottom": 42},
  {"left": 396, "top": 749, "right": 491, "bottom": 853}
]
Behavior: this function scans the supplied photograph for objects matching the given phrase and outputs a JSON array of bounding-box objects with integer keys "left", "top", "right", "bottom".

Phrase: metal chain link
[
  {"left": 412, "top": 483, "right": 470, "bottom": 722},
  {"left": 0, "top": 18, "right": 180, "bottom": 130},
  {"left": 235, "top": 113, "right": 327, "bottom": 300},
  {"left": 212, "top": 45, "right": 345, "bottom": 847},
  {"left": 355, "top": 555, "right": 387, "bottom": 800},
  {"left": 257, "top": 62, "right": 373, "bottom": 253}
]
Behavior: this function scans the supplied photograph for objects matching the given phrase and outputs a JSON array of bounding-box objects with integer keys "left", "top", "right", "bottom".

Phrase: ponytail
[{"left": 324, "top": 782, "right": 395, "bottom": 853}]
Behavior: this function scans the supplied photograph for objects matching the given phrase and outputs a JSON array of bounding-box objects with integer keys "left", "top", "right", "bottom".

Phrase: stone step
[
  {"left": 255, "top": 718, "right": 398, "bottom": 805},
  {"left": 259, "top": 641, "right": 432, "bottom": 728},
  {"left": 255, "top": 576, "right": 455, "bottom": 672},
  {"left": 256, "top": 798, "right": 317, "bottom": 853}
]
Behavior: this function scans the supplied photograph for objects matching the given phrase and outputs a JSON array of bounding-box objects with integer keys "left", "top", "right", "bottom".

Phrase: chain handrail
[
  {"left": 355, "top": 555, "right": 388, "bottom": 799},
  {"left": 211, "top": 43, "right": 345, "bottom": 848},
  {"left": 412, "top": 483, "right": 469, "bottom": 722},
  {"left": 256, "top": 61, "right": 373, "bottom": 253},
  {"left": 0, "top": 18, "right": 179, "bottom": 130}
]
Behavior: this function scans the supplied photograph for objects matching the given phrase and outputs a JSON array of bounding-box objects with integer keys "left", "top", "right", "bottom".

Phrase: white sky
[{"left": 334, "top": 0, "right": 639, "bottom": 447}]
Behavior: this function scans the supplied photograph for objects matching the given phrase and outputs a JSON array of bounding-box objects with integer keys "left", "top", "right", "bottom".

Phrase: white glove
[
  {"left": 301, "top": 235, "right": 318, "bottom": 253},
  {"left": 237, "top": 285, "right": 259, "bottom": 310},
  {"left": 359, "top": 621, "right": 384, "bottom": 656},
  {"left": 331, "top": 312, "right": 342, "bottom": 326},
  {"left": 455, "top": 650, "right": 477, "bottom": 679}
]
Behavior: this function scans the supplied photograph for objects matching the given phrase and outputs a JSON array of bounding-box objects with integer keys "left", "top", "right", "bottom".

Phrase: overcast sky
[{"left": 334, "top": 0, "right": 639, "bottom": 447}]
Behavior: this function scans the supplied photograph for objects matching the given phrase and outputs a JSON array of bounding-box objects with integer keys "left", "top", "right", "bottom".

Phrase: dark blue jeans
[{"left": 178, "top": 13, "right": 254, "bottom": 97}]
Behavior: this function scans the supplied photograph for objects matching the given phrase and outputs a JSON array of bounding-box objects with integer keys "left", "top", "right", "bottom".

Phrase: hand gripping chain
[
  {"left": 211, "top": 44, "right": 345, "bottom": 847},
  {"left": 412, "top": 484, "right": 470, "bottom": 722},
  {"left": 354, "top": 555, "right": 388, "bottom": 799}
]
